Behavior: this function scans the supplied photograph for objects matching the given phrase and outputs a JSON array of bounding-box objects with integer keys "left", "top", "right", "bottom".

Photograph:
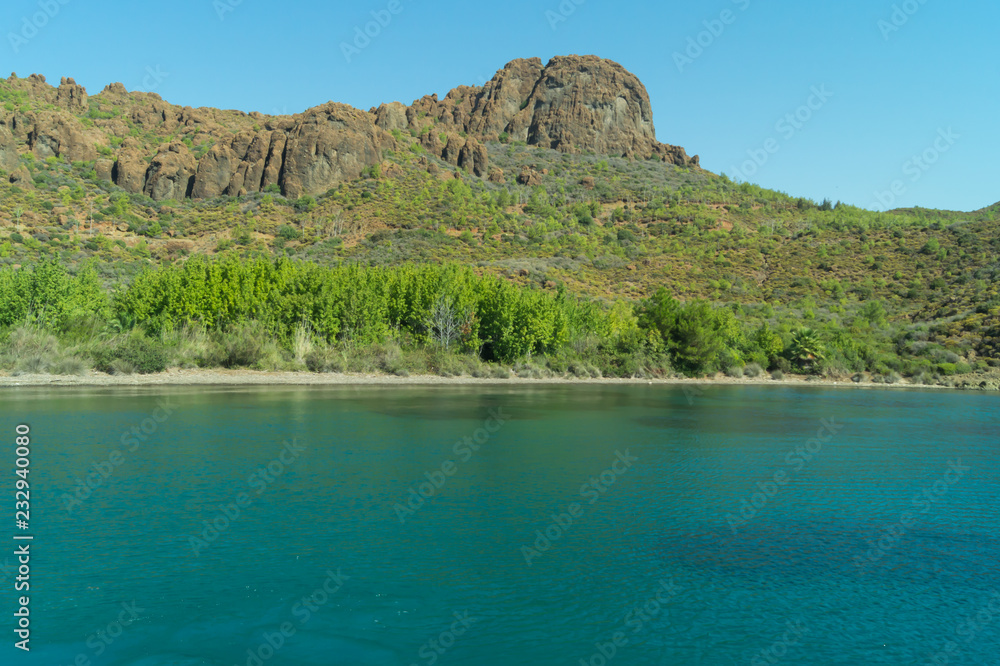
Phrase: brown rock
[
  {"left": 9, "top": 165, "right": 32, "bottom": 187},
  {"left": 144, "top": 142, "right": 197, "bottom": 201},
  {"left": 112, "top": 138, "right": 148, "bottom": 193},
  {"left": 373, "top": 102, "right": 409, "bottom": 132},
  {"left": 228, "top": 131, "right": 271, "bottom": 194},
  {"left": 95, "top": 159, "right": 114, "bottom": 182},
  {"left": 487, "top": 167, "right": 505, "bottom": 183},
  {"left": 581, "top": 176, "right": 595, "bottom": 190},
  {"left": 407, "top": 55, "right": 697, "bottom": 167},
  {"left": 55, "top": 77, "right": 88, "bottom": 113},
  {"left": 420, "top": 129, "right": 444, "bottom": 156},
  {"left": 279, "top": 103, "right": 391, "bottom": 199},
  {"left": 191, "top": 143, "right": 238, "bottom": 198},
  {"left": 260, "top": 131, "right": 287, "bottom": 191},
  {"left": 517, "top": 167, "right": 542, "bottom": 186},
  {"left": 466, "top": 58, "right": 545, "bottom": 139},
  {"left": 522, "top": 56, "right": 655, "bottom": 156},
  {"left": 442, "top": 133, "right": 464, "bottom": 164},
  {"left": 0, "top": 126, "right": 18, "bottom": 171},
  {"left": 101, "top": 82, "right": 128, "bottom": 96},
  {"left": 28, "top": 112, "right": 104, "bottom": 161},
  {"left": 457, "top": 136, "right": 489, "bottom": 177}
]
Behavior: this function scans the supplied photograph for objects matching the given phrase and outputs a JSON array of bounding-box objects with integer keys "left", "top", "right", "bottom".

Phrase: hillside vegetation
[{"left": 1, "top": 69, "right": 998, "bottom": 387}]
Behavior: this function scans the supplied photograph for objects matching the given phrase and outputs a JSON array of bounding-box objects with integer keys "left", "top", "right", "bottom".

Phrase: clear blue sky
[{"left": 3, "top": 0, "right": 997, "bottom": 212}]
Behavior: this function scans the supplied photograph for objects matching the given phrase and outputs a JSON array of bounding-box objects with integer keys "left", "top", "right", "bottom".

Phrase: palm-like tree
[{"left": 790, "top": 328, "right": 825, "bottom": 369}]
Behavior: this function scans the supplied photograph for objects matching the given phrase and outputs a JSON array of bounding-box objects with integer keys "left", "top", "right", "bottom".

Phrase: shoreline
[{"left": 0, "top": 368, "right": 996, "bottom": 391}]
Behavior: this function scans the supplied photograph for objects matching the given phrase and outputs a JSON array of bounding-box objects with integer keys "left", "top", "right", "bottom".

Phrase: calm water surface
[{"left": 0, "top": 384, "right": 997, "bottom": 665}]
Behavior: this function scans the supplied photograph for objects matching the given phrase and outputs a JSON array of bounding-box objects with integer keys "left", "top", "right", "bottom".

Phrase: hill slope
[{"left": 0, "top": 56, "right": 998, "bottom": 385}]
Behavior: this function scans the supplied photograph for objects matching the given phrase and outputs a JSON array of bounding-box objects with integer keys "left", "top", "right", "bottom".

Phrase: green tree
[{"left": 789, "top": 328, "right": 825, "bottom": 370}]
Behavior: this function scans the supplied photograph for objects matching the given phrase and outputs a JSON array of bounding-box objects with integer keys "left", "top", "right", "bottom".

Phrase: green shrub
[
  {"left": 277, "top": 225, "right": 302, "bottom": 241},
  {"left": 215, "top": 322, "right": 268, "bottom": 368},
  {"left": 93, "top": 336, "right": 168, "bottom": 374}
]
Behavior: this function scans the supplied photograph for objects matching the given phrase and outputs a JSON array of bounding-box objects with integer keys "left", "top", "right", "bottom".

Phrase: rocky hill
[{"left": 0, "top": 55, "right": 697, "bottom": 202}]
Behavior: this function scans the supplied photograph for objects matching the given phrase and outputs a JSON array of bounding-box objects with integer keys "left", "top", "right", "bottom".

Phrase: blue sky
[{"left": 3, "top": 0, "right": 996, "bottom": 212}]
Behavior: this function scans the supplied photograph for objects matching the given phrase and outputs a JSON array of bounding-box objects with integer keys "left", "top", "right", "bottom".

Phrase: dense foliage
[{"left": 0, "top": 256, "right": 994, "bottom": 385}]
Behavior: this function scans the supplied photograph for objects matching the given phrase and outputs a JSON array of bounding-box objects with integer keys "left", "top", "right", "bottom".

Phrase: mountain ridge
[{"left": 0, "top": 55, "right": 697, "bottom": 202}]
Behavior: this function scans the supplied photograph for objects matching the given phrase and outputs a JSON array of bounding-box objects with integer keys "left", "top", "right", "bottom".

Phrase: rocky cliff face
[
  {"left": 0, "top": 55, "right": 696, "bottom": 200},
  {"left": 400, "top": 55, "right": 698, "bottom": 165}
]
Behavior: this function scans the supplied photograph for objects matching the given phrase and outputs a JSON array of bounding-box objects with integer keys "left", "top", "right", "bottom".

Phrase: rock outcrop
[
  {"left": 110, "top": 104, "right": 394, "bottom": 201},
  {"left": 27, "top": 112, "right": 105, "bottom": 162},
  {"left": 521, "top": 55, "right": 658, "bottom": 157},
  {"left": 55, "top": 77, "right": 88, "bottom": 113},
  {"left": 111, "top": 138, "right": 149, "bottom": 194},
  {"left": 2, "top": 55, "right": 697, "bottom": 201},
  {"left": 403, "top": 54, "right": 698, "bottom": 167},
  {"left": 144, "top": 142, "right": 197, "bottom": 201},
  {"left": 373, "top": 102, "right": 408, "bottom": 132},
  {"left": 279, "top": 103, "right": 392, "bottom": 199},
  {"left": 458, "top": 136, "right": 488, "bottom": 177},
  {"left": 0, "top": 126, "right": 18, "bottom": 172}
]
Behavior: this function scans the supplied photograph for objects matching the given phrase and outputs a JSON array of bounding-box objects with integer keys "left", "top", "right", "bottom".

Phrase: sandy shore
[{"left": 0, "top": 368, "right": 995, "bottom": 391}]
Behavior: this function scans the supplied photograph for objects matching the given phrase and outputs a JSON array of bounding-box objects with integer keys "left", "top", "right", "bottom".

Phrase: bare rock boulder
[
  {"left": 457, "top": 136, "right": 489, "bottom": 177},
  {"left": 144, "top": 142, "right": 197, "bottom": 201},
  {"left": 191, "top": 143, "right": 239, "bottom": 199},
  {"left": 373, "top": 102, "right": 409, "bottom": 133},
  {"left": 27, "top": 112, "right": 104, "bottom": 162},
  {"left": 279, "top": 103, "right": 391, "bottom": 199},
  {"left": 55, "top": 77, "right": 88, "bottom": 114},
  {"left": 112, "top": 138, "right": 149, "bottom": 193}
]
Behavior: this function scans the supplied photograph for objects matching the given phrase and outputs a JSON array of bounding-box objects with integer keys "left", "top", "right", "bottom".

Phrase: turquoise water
[{"left": 1, "top": 384, "right": 998, "bottom": 665}]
